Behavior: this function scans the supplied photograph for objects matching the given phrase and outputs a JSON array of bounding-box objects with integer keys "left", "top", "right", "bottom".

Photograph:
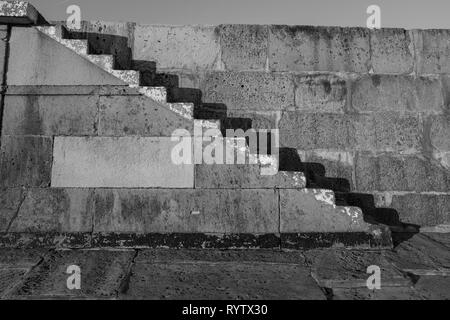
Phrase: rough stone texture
[
  {"left": 331, "top": 286, "right": 422, "bottom": 300},
  {"left": 351, "top": 75, "right": 444, "bottom": 113},
  {"left": 10, "top": 250, "right": 134, "bottom": 299},
  {"left": 2, "top": 95, "right": 98, "bottom": 136},
  {"left": 133, "top": 25, "right": 220, "bottom": 71},
  {"left": 269, "top": 26, "right": 370, "bottom": 72},
  {"left": 92, "top": 188, "right": 279, "bottom": 234},
  {"left": 305, "top": 249, "right": 410, "bottom": 288},
  {"left": 0, "top": 248, "right": 46, "bottom": 267},
  {"left": 98, "top": 95, "right": 193, "bottom": 136},
  {"left": 51, "top": 137, "right": 194, "bottom": 188},
  {"left": 8, "top": 188, "right": 94, "bottom": 233},
  {"left": 279, "top": 112, "right": 352, "bottom": 150},
  {"left": 294, "top": 74, "right": 348, "bottom": 113},
  {"left": 219, "top": 25, "right": 268, "bottom": 71},
  {"left": 8, "top": 27, "right": 125, "bottom": 86},
  {"left": 355, "top": 153, "right": 450, "bottom": 192},
  {"left": 413, "top": 276, "right": 450, "bottom": 299},
  {"left": 195, "top": 164, "right": 306, "bottom": 189},
  {"left": 0, "top": 188, "right": 24, "bottom": 232},
  {"left": 280, "top": 189, "right": 375, "bottom": 233},
  {"left": 387, "top": 194, "right": 450, "bottom": 227},
  {"left": 123, "top": 249, "right": 324, "bottom": 300},
  {"left": 0, "top": 25, "right": 7, "bottom": 79},
  {"left": 0, "top": 136, "right": 53, "bottom": 187},
  {"left": 421, "top": 233, "right": 450, "bottom": 249},
  {"left": 200, "top": 71, "right": 294, "bottom": 111},
  {"left": 416, "top": 29, "right": 450, "bottom": 74},
  {"left": 0, "top": 0, "right": 44, "bottom": 25},
  {"left": 369, "top": 29, "right": 414, "bottom": 74},
  {"left": 429, "top": 114, "right": 450, "bottom": 151},
  {"left": 384, "top": 233, "right": 450, "bottom": 273}
]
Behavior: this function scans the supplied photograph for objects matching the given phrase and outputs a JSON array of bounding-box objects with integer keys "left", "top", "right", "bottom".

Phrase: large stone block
[
  {"left": 51, "top": 137, "right": 194, "bottom": 188},
  {"left": 280, "top": 189, "right": 377, "bottom": 233},
  {"left": 133, "top": 25, "right": 220, "bottom": 71},
  {"left": 355, "top": 152, "right": 450, "bottom": 192},
  {"left": 200, "top": 71, "right": 294, "bottom": 111},
  {"left": 354, "top": 113, "right": 422, "bottom": 152},
  {"left": 8, "top": 27, "right": 126, "bottom": 85},
  {"left": 2, "top": 95, "right": 98, "bottom": 136},
  {"left": 384, "top": 193, "right": 450, "bottom": 227},
  {"left": 279, "top": 112, "right": 352, "bottom": 150},
  {"left": 195, "top": 164, "right": 306, "bottom": 189},
  {"left": 351, "top": 75, "right": 444, "bottom": 113},
  {"left": 93, "top": 189, "right": 279, "bottom": 234},
  {"left": 98, "top": 95, "right": 193, "bottom": 136},
  {"left": 294, "top": 74, "right": 348, "bottom": 113},
  {"left": 269, "top": 26, "right": 370, "bottom": 72},
  {"left": 0, "top": 1, "right": 46, "bottom": 25},
  {"left": 0, "top": 188, "right": 24, "bottom": 232},
  {"left": 8, "top": 188, "right": 94, "bottom": 233},
  {"left": 369, "top": 29, "right": 414, "bottom": 74},
  {"left": 429, "top": 115, "right": 450, "bottom": 151},
  {"left": 415, "top": 29, "right": 450, "bottom": 74},
  {"left": 219, "top": 24, "right": 268, "bottom": 71},
  {"left": 0, "top": 136, "right": 53, "bottom": 187}
]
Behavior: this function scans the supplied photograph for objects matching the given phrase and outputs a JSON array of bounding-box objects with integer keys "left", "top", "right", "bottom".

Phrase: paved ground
[{"left": 0, "top": 233, "right": 449, "bottom": 300}]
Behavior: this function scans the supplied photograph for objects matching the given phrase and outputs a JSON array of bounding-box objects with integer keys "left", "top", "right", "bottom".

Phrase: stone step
[
  {"left": 86, "top": 54, "right": 115, "bottom": 70},
  {"left": 110, "top": 70, "right": 140, "bottom": 86}
]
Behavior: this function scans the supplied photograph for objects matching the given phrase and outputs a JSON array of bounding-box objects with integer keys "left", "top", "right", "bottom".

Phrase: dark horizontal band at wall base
[{"left": 0, "top": 232, "right": 393, "bottom": 249}]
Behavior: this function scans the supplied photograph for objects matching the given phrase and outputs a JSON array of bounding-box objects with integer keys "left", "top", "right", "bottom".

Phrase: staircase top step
[{"left": 0, "top": 1, "right": 47, "bottom": 25}]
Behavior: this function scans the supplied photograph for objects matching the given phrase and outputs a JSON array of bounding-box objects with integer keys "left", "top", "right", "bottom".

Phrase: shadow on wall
[{"left": 61, "top": 29, "right": 420, "bottom": 247}]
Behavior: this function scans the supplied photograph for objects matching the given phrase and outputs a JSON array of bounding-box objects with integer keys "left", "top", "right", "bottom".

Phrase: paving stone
[
  {"left": 384, "top": 233, "right": 450, "bottom": 274},
  {"left": 412, "top": 276, "right": 450, "bottom": 299},
  {"left": 416, "top": 29, "right": 450, "bottom": 74},
  {"left": 305, "top": 249, "right": 410, "bottom": 288},
  {"left": 0, "top": 188, "right": 24, "bottom": 232},
  {"left": 0, "top": 136, "right": 53, "bottom": 187},
  {"left": 219, "top": 25, "right": 268, "bottom": 71},
  {"left": 0, "top": 248, "right": 46, "bottom": 268},
  {"left": 269, "top": 26, "right": 370, "bottom": 72},
  {"left": 332, "top": 286, "right": 422, "bottom": 300},
  {"left": 421, "top": 233, "right": 450, "bottom": 249},
  {"left": 429, "top": 114, "right": 450, "bottom": 152},
  {"left": 11, "top": 250, "right": 134, "bottom": 299},
  {"left": 123, "top": 249, "right": 324, "bottom": 300}
]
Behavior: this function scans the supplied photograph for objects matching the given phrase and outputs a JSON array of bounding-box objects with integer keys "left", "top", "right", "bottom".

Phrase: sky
[{"left": 33, "top": 0, "right": 450, "bottom": 29}]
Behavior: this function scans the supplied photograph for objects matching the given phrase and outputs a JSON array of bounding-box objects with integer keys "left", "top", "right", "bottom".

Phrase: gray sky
[{"left": 33, "top": 0, "right": 449, "bottom": 29}]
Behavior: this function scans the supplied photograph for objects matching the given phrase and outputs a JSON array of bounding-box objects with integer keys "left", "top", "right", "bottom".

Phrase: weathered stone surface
[
  {"left": 413, "top": 276, "right": 450, "bottom": 299},
  {"left": 0, "top": 25, "right": 7, "bottom": 79},
  {"left": 133, "top": 25, "right": 220, "bottom": 71},
  {"left": 369, "top": 29, "right": 414, "bottom": 74},
  {"left": 11, "top": 250, "right": 134, "bottom": 299},
  {"left": 294, "top": 74, "right": 347, "bottom": 113},
  {"left": 8, "top": 27, "right": 125, "bottom": 85},
  {"left": 0, "top": 268, "right": 29, "bottom": 298},
  {"left": 2, "top": 95, "right": 98, "bottom": 136},
  {"left": 51, "top": 137, "right": 194, "bottom": 188},
  {"left": 0, "top": 188, "right": 24, "bottom": 232},
  {"left": 200, "top": 71, "right": 295, "bottom": 111},
  {"left": 384, "top": 233, "right": 450, "bottom": 273},
  {"left": 351, "top": 75, "right": 444, "bottom": 113},
  {"left": 331, "top": 287, "right": 422, "bottom": 300},
  {"left": 195, "top": 164, "right": 306, "bottom": 189},
  {"left": 98, "top": 95, "right": 193, "bottom": 136},
  {"left": 305, "top": 249, "right": 410, "bottom": 288},
  {"left": 0, "top": 248, "right": 45, "bottom": 267},
  {"left": 429, "top": 114, "right": 450, "bottom": 151},
  {"left": 279, "top": 112, "right": 352, "bottom": 150},
  {"left": 220, "top": 24, "right": 268, "bottom": 71},
  {"left": 421, "top": 232, "right": 450, "bottom": 249},
  {"left": 226, "top": 110, "right": 279, "bottom": 130},
  {"left": 415, "top": 29, "right": 450, "bottom": 74},
  {"left": 354, "top": 113, "right": 422, "bottom": 152},
  {"left": 0, "top": 136, "right": 52, "bottom": 187},
  {"left": 386, "top": 194, "right": 450, "bottom": 227},
  {"left": 8, "top": 188, "right": 94, "bottom": 233},
  {"left": 269, "top": 26, "right": 370, "bottom": 72},
  {"left": 92, "top": 189, "right": 279, "bottom": 234},
  {"left": 0, "top": 1, "right": 45, "bottom": 25},
  {"left": 280, "top": 189, "right": 377, "bottom": 233},
  {"left": 0, "top": 232, "right": 92, "bottom": 249},
  {"left": 123, "top": 249, "right": 324, "bottom": 300},
  {"left": 355, "top": 153, "right": 450, "bottom": 192}
]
